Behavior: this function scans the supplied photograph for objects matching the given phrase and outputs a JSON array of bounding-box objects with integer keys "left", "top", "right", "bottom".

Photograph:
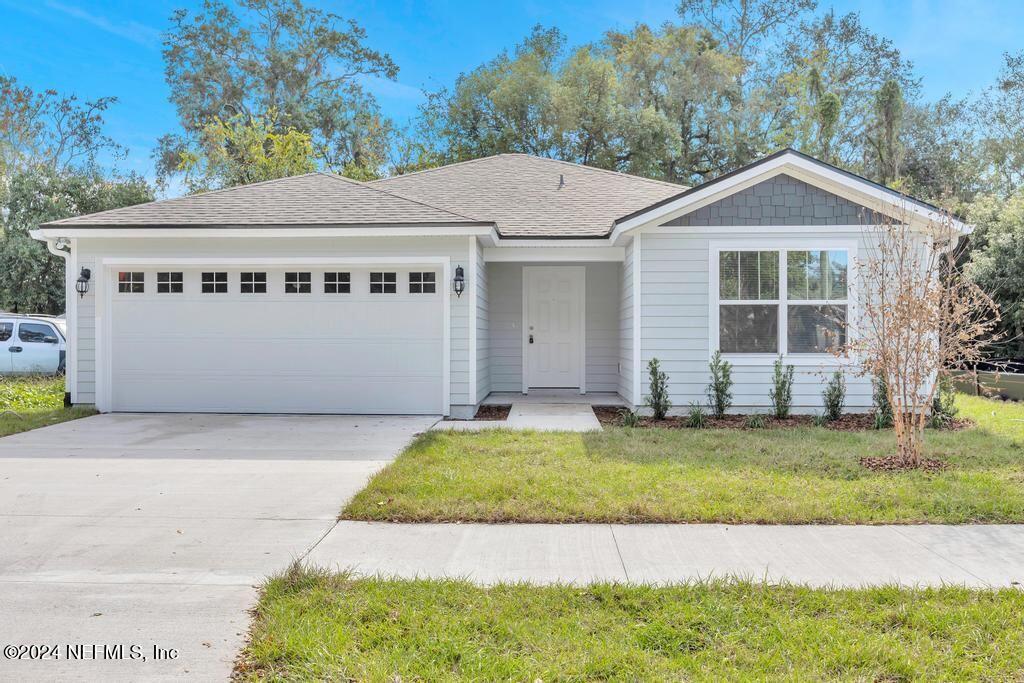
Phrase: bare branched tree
[{"left": 848, "top": 208, "right": 1001, "bottom": 466}]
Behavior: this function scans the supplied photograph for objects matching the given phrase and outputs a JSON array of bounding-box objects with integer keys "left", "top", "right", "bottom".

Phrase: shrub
[
  {"left": 811, "top": 413, "right": 828, "bottom": 427},
  {"left": 769, "top": 356, "right": 794, "bottom": 419},
  {"left": 687, "top": 402, "right": 707, "bottom": 429},
  {"left": 929, "top": 375, "right": 959, "bottom": 428},
  {"left": 706, "top": 351, "right": 733, "bottom": 418},
  {"left": 645, "top": 358, "right": 671, "bottom": 420},
  {"left": 618, "top": 408, "right": 640, "bottom": 428},
  {"left": 745, "top": 413, "right": 767, "bottom": 429},
  {"left": 822, "top": 370, "right": 846, "bottom": 421},
  {"left": 872, "top": 375, "right": 894, "bottom": 429}
]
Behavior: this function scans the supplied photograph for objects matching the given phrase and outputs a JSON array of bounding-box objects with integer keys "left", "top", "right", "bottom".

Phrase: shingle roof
[
  {"left": 42, "top": 172, "right": 487, "bottom": 228},
  {"left": 370, "top": 154, "right": 685, "bottom": 237}
]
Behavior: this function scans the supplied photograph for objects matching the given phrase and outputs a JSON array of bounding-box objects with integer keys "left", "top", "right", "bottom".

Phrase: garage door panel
[{"left": 108, "top": 267, "right": 445, "bottom": 414}]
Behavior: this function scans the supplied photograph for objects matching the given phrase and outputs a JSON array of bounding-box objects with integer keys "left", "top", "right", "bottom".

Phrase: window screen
[
  {"left": 409, "top": 272, "right": 436, "bottom": 294},
  {"left": 324, "top": 272, "right": 351, "bottom": 294},
  {"left": 157, "top": 272, "right": 183, "bottom": 294},
  {"left": 786, "top": 251, "right": 849, "bottom": 353},
  {"left": 117, "top": 271, "right": 144, "bottom": 293},
  {"left": 718, "top": 251, "right": 779, "bottom": 353}
]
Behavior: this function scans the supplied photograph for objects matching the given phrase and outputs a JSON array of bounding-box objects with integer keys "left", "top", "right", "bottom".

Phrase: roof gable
[
  {"left": 42, "top": 173, "right": 485, "bottom": 228},
  {"left": 371, "top": 154, "right": 684, "bottom": 238}
]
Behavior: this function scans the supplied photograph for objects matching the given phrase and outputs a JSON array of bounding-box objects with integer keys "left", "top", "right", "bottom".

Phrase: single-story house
[{"left": 33, "top": 149, "right": 967, "bottom": 417}]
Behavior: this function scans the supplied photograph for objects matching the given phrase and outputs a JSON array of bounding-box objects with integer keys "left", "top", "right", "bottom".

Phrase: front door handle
[
  {"left": 529, "top": 335, "right": 534, "bottom": 344},
  {"left": 9, "top": 346, "right": 22, "bottom": 352}
]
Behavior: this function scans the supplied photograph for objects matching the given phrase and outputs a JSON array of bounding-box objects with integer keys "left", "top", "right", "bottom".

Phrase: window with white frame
[
  {"left": 241, "top": 272, "right": 267, "bottom": 294},
  {"left": 118, "top": 271, "right": 145, "bottom": 293},
  {"left": 156, "top": 271, "right": 183, "bottom": 294},
  {"left": 409, "top": 271, "right": 436, "bottom": 294},
  {"left": 716, "top": 247, "right": 849, "bottom": 355}
]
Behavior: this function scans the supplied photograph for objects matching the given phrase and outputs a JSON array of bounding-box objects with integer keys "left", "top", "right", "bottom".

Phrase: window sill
[{"left": 719, "top": 353, "right": 854, "bottom": 367}]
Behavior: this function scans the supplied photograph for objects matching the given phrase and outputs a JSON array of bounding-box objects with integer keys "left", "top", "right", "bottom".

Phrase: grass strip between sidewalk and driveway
[
  {"left": 236, "top": 565, "right": 1024, "bottom": 681},
  {"left": 343, "top": 395, "right": 1024, "bottom": 524},
  {"left": 0, "top": 376, "right": 96, "bottom": 438}
]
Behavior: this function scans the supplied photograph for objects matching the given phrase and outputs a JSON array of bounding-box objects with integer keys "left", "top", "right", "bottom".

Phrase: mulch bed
[
  {"left": 593, "top": 406, "right": 974, "bottom": 433},
  {"left": 859, "top": 456, "right": 950, "bottom": 472},
  {"left": 473, "top": 404, "right": 511, "bottom": 421}
]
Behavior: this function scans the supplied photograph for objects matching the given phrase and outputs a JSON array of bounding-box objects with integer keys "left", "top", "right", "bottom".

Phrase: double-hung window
[{"left": 716, "top": 246, "right": 851, "bottom": 358}]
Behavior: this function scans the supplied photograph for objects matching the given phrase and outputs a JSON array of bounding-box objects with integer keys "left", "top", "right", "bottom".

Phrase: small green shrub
[
  {"left": 872, "top": 375, "right": 893, "bottom": 429},
  {"left": 645, "top": 358, "right": 671, "bottom": 420},
  {"left": 929, "top": 375, "right": 959, "bottom": 429},
  {"left": 822, "top": 370, "right": 846, "bottom": 421},
  {"left": 769, "top": 356, "right": 794, "bottom": 419},
  {"left": 619, "top": 408, "right": 640, "bottom": 428},
  {"left": 687, "top": 402, "right": 707, "bottom": 429},
  {"left": 706, "top": 351, "right": 733, "bottom": 418},
  {"left": 745, "top": 413, "right": 767, "bottom": 429},
  {"left": 811, "top": 413, "right": 828, "bottom": 427}
]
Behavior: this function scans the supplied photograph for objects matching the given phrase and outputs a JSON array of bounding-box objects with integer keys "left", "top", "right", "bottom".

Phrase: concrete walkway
[
  {"left": 0, "top": 414, "right": 433, "bottom": 682},
  {"left": 309, "top": 521, "right": 1024, "bottom": 588},
  {"left": 436, "top": 403, "right": 602, "bottom": 432}
]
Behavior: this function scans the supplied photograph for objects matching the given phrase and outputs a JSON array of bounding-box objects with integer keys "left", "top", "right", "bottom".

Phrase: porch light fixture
[
  {"left": 453, "top": 265, "right": 465, "bottom": 297},
  {"left": 75, "top": 268, "right": 91, "bottom": 298}
]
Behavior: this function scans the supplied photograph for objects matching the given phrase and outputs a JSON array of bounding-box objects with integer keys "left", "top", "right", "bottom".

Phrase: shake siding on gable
[{"left": 639, "top": 175, "right": 885, "bottom": 413}]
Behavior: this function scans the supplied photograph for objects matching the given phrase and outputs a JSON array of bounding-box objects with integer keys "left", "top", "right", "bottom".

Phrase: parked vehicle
[{"left": 0, "top": 314, "right": 66, "bottom": 375}]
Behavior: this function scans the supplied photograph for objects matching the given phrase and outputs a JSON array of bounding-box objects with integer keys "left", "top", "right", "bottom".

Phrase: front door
[{"left": 525, "top": 266, "right": 584, "bottom": 389}]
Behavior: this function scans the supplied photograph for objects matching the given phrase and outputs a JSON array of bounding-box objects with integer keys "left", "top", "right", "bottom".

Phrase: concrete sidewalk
[
  {"left": 309, "top": 521, "right": 1024, "bottom": 588},
  {"left": 435, "top": 403, "right": 602, "bottom": 432}
]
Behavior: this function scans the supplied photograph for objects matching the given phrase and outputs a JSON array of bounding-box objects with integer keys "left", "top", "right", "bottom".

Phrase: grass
[
  {"left": 0, "top": 376, "right": 96, "bottom": 437},
  {"left": 343, "top": 395, "right": 1024, "bottom": 524},
  {"left": 237, "top": 565, "right": 1024, "bottom": 681}
]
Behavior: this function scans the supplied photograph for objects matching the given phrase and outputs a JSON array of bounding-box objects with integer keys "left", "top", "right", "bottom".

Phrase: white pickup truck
[{"left": 0, "top": 314, "right": 66, "bottom": 375}]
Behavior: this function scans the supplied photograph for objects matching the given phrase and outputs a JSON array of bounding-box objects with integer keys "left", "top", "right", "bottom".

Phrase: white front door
[{"left": 525, "top": 266, "right": 584, "bottom": 389}]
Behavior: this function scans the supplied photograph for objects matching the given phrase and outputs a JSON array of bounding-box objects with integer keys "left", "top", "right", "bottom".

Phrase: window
[
  {"left": 117, "top": 271, "right": 144, "bottom": 293},
  {"left": 241, "top": 272, "right": 267, "bottom": 294},
  {"left": 19, "top": 323, "right": 58, "bottom": 344},
  {"left": 324, "top": 272, "right": 350, "bottom": 294},
  {"left": 716, "top": 247, "right": 850, "bottom": 356},
  {"left": 0, "top": 322, "right": 12, "bottom": 342},
  {"left": 409, "top": 271, "right": 436, "bottom": 294},
  {"left": 157, "top": 272, "right": 183, "bottom": 294},
  {"left": 370, "top": 272, "right": 396, "bottom": 294},
  {"left": 787, "top": 250, "right": 848, "bottom": 353},
  {"left": 718, "top": 251, "right": 779, "bottom": 353},
  {"left": 284, "top": 272, "right": 311, "bottom": 294},
  {"left": 201, "top": 271, "right": 228, "bottom": 294}
]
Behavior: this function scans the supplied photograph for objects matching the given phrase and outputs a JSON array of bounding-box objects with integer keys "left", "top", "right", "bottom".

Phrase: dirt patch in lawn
[{"left": 473, "top": 404, "right": 511, "bottom": 421}]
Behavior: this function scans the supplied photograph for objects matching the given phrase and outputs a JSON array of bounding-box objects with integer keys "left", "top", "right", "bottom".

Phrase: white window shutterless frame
[{"left": 708, "top": 238, "right": 857, "bottom": 365}]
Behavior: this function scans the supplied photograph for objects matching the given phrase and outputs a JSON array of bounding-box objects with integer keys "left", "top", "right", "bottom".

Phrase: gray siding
[
  {"left": 475, "top": 239, "right": 490, "bottom": 403},
  {"left": 71, "top": 235, "right": 474, "bottom": 411},
  {"left": 488, "top": 262, "right": 621, "bottom": 393},
  {"left": 667, "top": 174, "right": 874, "bottom": 227},
  {"left": 618, "top": 240, "right": 634, "bottom": 402},
  {"left": 639, "top": 228, "right": 874, "bottom": 413}
]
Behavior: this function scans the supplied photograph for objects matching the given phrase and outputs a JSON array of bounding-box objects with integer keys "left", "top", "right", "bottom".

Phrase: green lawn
[
  {"left": 343, "top": 395, "right": 1024, "bottom": 524},
  {"left": 237, "top": 566, "right": 1024, "bottom": 681},
  {"left": 0, "top": 376, "right": 96, "bottom": 437}
]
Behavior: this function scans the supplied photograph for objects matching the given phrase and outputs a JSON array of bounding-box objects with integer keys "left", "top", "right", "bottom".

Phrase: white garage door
[{"left": 108, "top": 266, "right": 445, "bottom": 414}]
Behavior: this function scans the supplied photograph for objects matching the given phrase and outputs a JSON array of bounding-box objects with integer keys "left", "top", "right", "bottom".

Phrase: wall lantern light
[
  {"left": 453, "top": 265, "right": 465, "bottom": 297},
  {"left": 75, "top": 268, "right": 91, "bottom": 298}
]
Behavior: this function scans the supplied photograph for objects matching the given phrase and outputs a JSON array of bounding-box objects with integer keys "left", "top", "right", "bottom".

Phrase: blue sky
[{"left": 1, "top": 0, "right": 1021, "bottom": 196}]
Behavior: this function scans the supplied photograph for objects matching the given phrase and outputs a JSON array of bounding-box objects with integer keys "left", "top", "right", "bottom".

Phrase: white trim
[
  {"left": 95, "top": 256, "right": 452, "bottom": 416},
  {"left": 708, "top": 238, "right": 858, "bottom": 367},
  {"left": 521, "top": 265, "right": 586, "bottom": 393},
  {"left": 651, "top": 224, "right": 867, "bottom": 235},
  {"left": 35, "top": 225, "right": 494, "bottom": 240},
  {"left": 610, "top": 151, "right": 971, "bottom": 243},
  {"left": 483, "top": 246, "right": 624, "bottom": 262},
  {"left": 632, "top": 233, "right": 642, "bottom": 406},
  {"left": 467, "top": 236, "right": 477, "bottom": 407}
]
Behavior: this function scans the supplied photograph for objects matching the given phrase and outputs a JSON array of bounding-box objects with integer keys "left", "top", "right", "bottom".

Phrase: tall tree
[
  {"left": 158, "top": 0, "right": 398, "bottom": 186},
  {"left": 870, "top": 79, "right": 905, "bottom": 185},
  {"left": 975, "top": 51, "right": 1024, "bottom": 195}
]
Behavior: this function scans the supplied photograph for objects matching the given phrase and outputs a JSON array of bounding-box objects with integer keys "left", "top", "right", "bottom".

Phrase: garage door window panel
[
  {"left": 118, "top": 271, "right": 144, "bottom": 293},
  {"left": 370, "top": 272, "right": 397, "bottom": 294},
  {"left": 285, "top": 272, "right": 311, "bottom": 294},
  {"left": 409, "top": 272, "right": 436, "bottom": 294},
  {"left": 202, "top": 272, "right": 228, "bottom": 294},
  {"left": 157, "top": 272, "right": 183, "bottom": 294},
  {"left": 241, "top": 272, "right": 268, "bottom": 294},
  {"left": 324, "top": 272, "right": 351, "bottom": 294}
]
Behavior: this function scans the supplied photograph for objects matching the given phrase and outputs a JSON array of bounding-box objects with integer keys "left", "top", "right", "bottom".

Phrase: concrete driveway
[{"left": 0, "top": 413, "right": 436, "bottom": 682}]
